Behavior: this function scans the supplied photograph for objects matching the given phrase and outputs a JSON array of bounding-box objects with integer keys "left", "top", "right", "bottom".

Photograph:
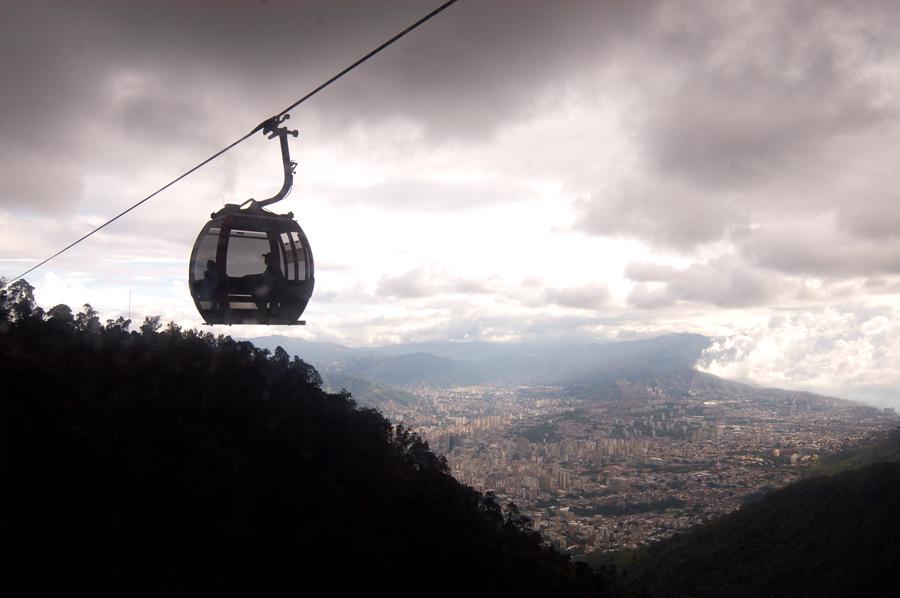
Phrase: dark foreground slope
[
  {"left": 809, "top": 426, "right": 900, "bottom": 476},
  {"left": 598, "top": 462, "right": 900, "bottom": 597},
  {"left": 0, "top": 291, "right": 614, "bottom": 596}
]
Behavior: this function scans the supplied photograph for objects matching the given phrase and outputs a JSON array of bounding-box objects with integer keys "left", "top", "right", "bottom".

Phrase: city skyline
[{"left": 377, "top": 380, "right": 897, "bottom": 554}]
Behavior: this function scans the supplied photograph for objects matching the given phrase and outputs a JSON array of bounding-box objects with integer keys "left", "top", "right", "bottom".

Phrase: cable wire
[
  {"left": 6, "top": 132, "right": 257, "bottom": 287},
  {"left": 4, "top": 0, "right": 459, "bottom": 287}
]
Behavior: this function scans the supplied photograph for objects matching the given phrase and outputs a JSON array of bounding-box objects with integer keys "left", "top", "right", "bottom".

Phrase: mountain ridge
[
  {"left": 247, "top": 333, "right": 711, "bottom": 387},
  {"left": 248, "top": 334, "right": 857, "bottom": 411}
]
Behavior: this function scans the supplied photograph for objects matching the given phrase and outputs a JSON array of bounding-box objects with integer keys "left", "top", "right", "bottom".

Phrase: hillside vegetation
[
  {"left": 0, "top": 281, "right": 615, "bottom": 597},
  {"left": 592, "top": 462, "right": 900, "bottom": 597},
  {"left": 809, "top": 427, "right": 900, "bottom": 476}
]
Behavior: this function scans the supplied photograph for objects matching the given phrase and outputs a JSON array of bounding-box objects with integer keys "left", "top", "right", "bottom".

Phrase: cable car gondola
[{"left": 189, "top": 115, "right": 314, "bottom": 325}]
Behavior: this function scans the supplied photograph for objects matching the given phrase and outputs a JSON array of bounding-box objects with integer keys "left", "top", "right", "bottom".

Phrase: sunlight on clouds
[
  {"left": 36, "top": 272, "right": 93, "bottom": 311},
  {"left": 700, "top": 307, "right": 900, "bottom": 408}
]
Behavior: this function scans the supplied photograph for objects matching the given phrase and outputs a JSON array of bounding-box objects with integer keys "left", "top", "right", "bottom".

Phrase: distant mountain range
[
  {"left": 246, "top": 333, "right": 855, "bottom": 410},
  {"left": 568, "top": 366, "right": 855, "bottom": 410},
  {"left": 248, "top": 333, "right": 710, "bottom": 386}
]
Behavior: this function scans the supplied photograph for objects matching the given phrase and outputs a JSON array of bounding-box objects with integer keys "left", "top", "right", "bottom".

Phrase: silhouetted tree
[
  {"left": 105, "top": 315, "right": 131, "bottom": 332},
  {"left": 74, "top": 303, "right": 102, "bottom": 333},
  {"left": 47, "top": 304, "right": 75, "bottom": 326},
  {"left": 272, "top": 345, "right": 290, "bottom": 364},
  {"left": 3, "top": 279, "right": 36, "bottom": 323},
  {"left": 0, "top": 279, "right": 620, "bottom": 597},
  {"left": 140, "top": 314, "right": 162, "bottom": 335}
]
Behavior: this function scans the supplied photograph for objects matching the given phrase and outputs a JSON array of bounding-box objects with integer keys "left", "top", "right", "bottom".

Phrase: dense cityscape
[{"left": 383, "top": 379, "right": 898, "bottom": 555}]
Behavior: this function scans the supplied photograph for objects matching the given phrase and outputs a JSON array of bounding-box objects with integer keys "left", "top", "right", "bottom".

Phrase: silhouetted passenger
[
  {"left": 199, "top": 260, "right": 219, "bottom": 302},
  {"left": 252, "top": 252, "right": 285, "bottom": 314}
]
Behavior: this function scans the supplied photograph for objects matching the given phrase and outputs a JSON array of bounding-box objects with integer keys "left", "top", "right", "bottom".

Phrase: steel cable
[{"left": 4, "top": 0, "right": 459, "bottom": 286}]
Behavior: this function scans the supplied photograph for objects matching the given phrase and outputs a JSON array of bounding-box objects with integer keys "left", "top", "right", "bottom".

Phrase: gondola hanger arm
[{"left": 246, "top": 114, "right": 299, "bottom": 209}]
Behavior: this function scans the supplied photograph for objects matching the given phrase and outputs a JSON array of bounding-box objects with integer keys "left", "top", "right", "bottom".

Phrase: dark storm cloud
[
  {"left": 837, "top": 194, "right": 900, "bottom": 242},
  {"left": 572, "top": 0, "right": 900, "bottom": 284},
  {"left": 625, "top": 255, "right": 786, "bottom": 309},
  {"left": 740, "top": 221, "right": 900, "bottom": 277},
  {"left": 0, "top": 0, "right": 657, "bottom": 211},
  {"left": 575, "top": 182, "right": 745, "bottom": 250},
  {"left": 645, "top": 2, "right": 892, "bottom": 190},
  {"left": 319, "top": 177, "right": 532, "bottom": 211}
]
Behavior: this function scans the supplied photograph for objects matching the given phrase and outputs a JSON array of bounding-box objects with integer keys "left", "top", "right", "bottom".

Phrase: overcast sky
[{"left": 2, "top": 0, "right": 899, "bottom": 407}]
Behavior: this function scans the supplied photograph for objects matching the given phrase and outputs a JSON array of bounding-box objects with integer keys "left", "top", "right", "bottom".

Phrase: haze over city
[{"left": 2, "top": 1, "right": 900, "bottom": 407}]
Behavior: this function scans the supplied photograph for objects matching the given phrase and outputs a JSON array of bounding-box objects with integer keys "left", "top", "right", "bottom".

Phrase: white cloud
[
  {"left": 544, "top": 284, "right": 610, "bottom": 310},
  {"left": 700, "top": 306, "right": 900, "bottom": 408}
]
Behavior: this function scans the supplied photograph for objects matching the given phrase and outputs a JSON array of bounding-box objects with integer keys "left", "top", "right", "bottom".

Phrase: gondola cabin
[
  {"left": 188, "top": 114, "right": 314, "bottom": 325},
  {"left": 189, "top": 204, "right": 314, "bottom": 325}
]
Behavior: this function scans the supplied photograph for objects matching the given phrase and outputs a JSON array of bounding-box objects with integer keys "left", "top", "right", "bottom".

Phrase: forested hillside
[
  {"left": 809, "top": 427, "right": 900, "bottom": 476},
  {"left": 0, "top": 280, "right": 616, "bottom": 597},
  {"left": 593, "top": 462, "right": 900, "bottom": 597}
]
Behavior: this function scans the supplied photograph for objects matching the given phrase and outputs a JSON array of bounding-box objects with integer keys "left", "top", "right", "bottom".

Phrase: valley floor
[{"left": 397, "top": 384, "right": 898, "bottom": 554}]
